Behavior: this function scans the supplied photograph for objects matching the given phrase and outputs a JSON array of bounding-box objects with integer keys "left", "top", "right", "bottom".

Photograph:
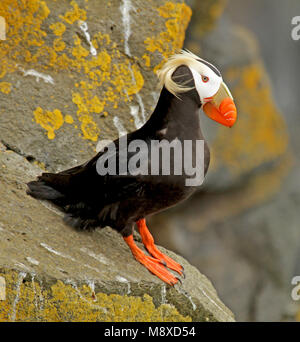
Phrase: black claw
[
  {"left": 176, "top": 276, "right": 182, "bottom": 285},
  {"left": 181, "top": 270, "right": 186, "bottom": 279}
]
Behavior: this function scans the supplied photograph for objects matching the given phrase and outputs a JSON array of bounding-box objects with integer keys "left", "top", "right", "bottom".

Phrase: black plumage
[
  {"left": 28, "top": 66, "right": 209, "bottom": 232},
  {"left": 27, "top": 63, "right": 219, "bottom": 285}
]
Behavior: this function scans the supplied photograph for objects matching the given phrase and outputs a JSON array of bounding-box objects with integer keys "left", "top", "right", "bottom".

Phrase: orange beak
[{"left": 203, "top": 82, "right": 237, "bottom": 127}]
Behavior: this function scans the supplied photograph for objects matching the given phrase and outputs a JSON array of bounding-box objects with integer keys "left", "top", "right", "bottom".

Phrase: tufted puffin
[{"left": 27, "top": 50, "right": 237, "bottom": 285}]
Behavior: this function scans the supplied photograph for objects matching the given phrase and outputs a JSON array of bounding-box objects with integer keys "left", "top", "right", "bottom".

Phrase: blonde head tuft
[{"left": 157, "top": 50, "right": 207, "bottom": 96}]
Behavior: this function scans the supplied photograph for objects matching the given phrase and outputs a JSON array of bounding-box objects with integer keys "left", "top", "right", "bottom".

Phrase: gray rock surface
[
  {"left": 0, "top": 0, "right": 191, "bottom": 171},
  {"left": 0, "top": 142, "right": 234, "bottom": 322},
  {"left": 0, "top": 0, "right": 237, "bottom": 322}
]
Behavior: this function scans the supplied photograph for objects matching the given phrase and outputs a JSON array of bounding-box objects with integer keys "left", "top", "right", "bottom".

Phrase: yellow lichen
[
  {"left": 89, "top": 96, "right": 105, "bottom": 114},
  {"left": 0, "top": 270, "right": 191, "bottom": 322},
  {"left": 0, "top": 81, "right": 11, "bottom": 94},
  {"left": 0, "top": 0, "right": 190, "bottom": 143},
  {"left": 33, "top": 107, "right": 64, "bottom": 139},
  {"left": 111, "top": 62, "right": 144, "bottom": 96},
  {"left": 33, "top": 160, "right": 47, "bottom": 170},
  {"left": 49, "top": 22, "right": 66, "bottom": 36},
  {"left": 64, "top": 115, "right": 74, "bottom": 124},
  {"left": 53, "top": 38, "right": 65, "bottom": 52},
  {"left": 0, "top": 1, "right": 143, "bottom": 141},
  {"left": 144, "top": 2, "right": 192, "bottom": 72},
  {"left": 72, "top": 35, "right": 89, "bottom": 59},
  {"left": 142, "top": 54, "right": 151, "bottom": 67},
  {"left": 80, "top": 116, "right": 100, "bottom": 142},
  {"left": 0, "top": 0, "right": 51, "bottom": 84},
  {"left": 60, "top": 0, "right": 86, "bottom": 25}
]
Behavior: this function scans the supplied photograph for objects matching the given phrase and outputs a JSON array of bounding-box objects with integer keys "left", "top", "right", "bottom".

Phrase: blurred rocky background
[
  {"left": 150, "top": 0, "right": 300, "bottom": 321},
  {"left": 0, "top": 0, "right": 299, "bottom": 322}
]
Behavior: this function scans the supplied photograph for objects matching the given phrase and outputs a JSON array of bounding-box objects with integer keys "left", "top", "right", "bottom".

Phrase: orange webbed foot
[
  {"left": 136, "top": 219, "right": 184, "bottom": 277},
  {"left": 124, "top": 235, "right": 179, "bottom": 286}
]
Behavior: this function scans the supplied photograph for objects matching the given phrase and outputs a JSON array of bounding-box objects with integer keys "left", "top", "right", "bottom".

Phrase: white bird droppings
[
  {"left": 130, "top": 105, "right": 143, "bottom": 129},
  {"left": 80, "top": 247, "right": 112, "bottom": 266},
  {"left": 78, "top": 20, "right": 97, "bottom": 56},
  {"left": 26, "top": 257, "right": 40, "bottom": 266},
  {"left": 0, "top": 276, "right": 6, "bottom": 301},
  {"left": 115, "top": 275, "right": 128, "bottom": 283},
  {"left": 10, "top": 272, "right": 26, "bottom": 321},
  {"left": 120, "top": 0, "right": 134, "bottom": 57},
  {"left": 113, "top": 116, "right": 128, "bottom": 137},
  {"left": 19, "top": 66, "right": 54, "bottom": 84},
  {"left": 40, "top": 242, "right": 76, "bottom": 262}
]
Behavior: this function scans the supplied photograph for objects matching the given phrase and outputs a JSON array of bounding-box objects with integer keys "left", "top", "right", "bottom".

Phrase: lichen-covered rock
[
  {"left": 0, "top": 0, "right": 191, "bottom": 171},
  {"left": 0, "top": 143, "right": 234, "bottom": 322},
  {"left": 0, "top": 0, "right": 236, "bottom": 323}
]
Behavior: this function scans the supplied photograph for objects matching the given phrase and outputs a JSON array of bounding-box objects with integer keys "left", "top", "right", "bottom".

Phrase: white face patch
[{"left": 190, "top": 65, "right": 222, "bottom": 106}]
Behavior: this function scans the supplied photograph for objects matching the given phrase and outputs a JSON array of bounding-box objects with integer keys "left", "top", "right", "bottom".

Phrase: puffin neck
[{"left": 145, "top": 87, "right": 201, "bottom": 133}]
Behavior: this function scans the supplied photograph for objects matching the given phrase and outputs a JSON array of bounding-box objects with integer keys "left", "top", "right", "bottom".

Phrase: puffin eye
[{"left": 202, "top": 75, "right": 209, "bottom": 83}]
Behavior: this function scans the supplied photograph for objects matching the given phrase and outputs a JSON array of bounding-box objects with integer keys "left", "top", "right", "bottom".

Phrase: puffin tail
[
  {"left": 27, "top": 168, "right": 101, "bottom": 230},
  {"left": 27, "top": 180, "right": 64, "bottom": 201},
  {"left": 26, "top": 172, "right": 71, "bottom": 205}
]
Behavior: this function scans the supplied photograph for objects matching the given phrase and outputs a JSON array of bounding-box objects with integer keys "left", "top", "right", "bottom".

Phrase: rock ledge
[{"left": 0, "top": 143, "right": 234, "bottom": 322}]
